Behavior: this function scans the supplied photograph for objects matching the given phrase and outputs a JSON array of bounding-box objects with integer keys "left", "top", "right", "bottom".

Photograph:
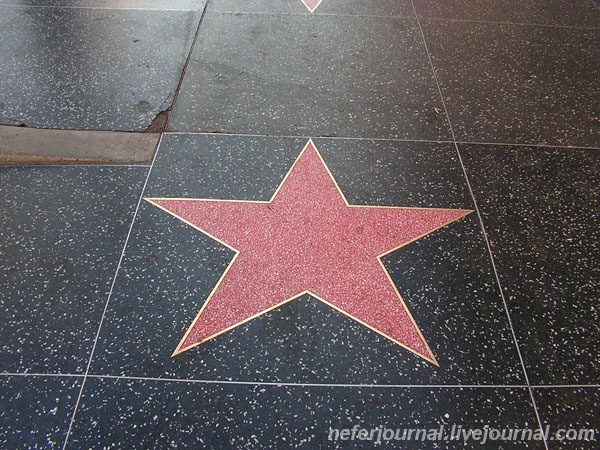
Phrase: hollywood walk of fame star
[{"left": 146, "top": 140, "right": 472, "bottom": 365}]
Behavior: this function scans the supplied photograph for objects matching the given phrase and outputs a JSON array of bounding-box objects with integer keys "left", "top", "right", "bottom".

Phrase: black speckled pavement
[{"left": 0, "top": 1, "right": 598, "bottom": 449}]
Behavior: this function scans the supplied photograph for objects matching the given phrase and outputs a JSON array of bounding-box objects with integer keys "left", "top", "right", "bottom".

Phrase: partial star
[
  {"left": 301, "top": 0, "right": 324, "bottom": 13},
  {"left": 146, "top": 140, "right": 472, "bottom": 364}
]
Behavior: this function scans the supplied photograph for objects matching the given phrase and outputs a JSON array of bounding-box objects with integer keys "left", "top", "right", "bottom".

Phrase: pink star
[
  {"left": 146, "top": 140, "right": 472, "bottom": 364},
  {"left": 301, "top": 0, "right": 324, "bottom": 13}
]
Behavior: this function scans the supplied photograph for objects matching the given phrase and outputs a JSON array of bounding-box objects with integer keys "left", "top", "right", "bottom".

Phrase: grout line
[
  {"left": 454, "top": 140, "right": 600, "bottom": 151},
  {"left": 164, "top": 131, "right": 455, "bottom": 144},
  {"left": 416, "top": 15, "right": 600, "bottom": 30},
  {"left": 2, "top": 371, "right": 598, "bottom": 389},
  {"left": 60, "top": 133, "right": 164, "bottom": 450},
  {"left": 205, "top": 10, "right": 415, "bottom": 19},
  {"left": 6, "top": 3, "right": 593, "bottom": 29},
  {"left": 532, "top": 385, "right": 600, "bottom": 389},
  {"left": 164, "top": 1, "right": 210, "bottom": 132},
  {"left": 86, "top": 375, "right": 529, "bottom": 389},
  {"left": 162, "top": 131, "right": 600, "bottom": 151},
  {"left": 0, "top": 372, "right": 86, "bottom": 379},
  {"left": 409, "top": 2, "right": 550, "bottom": 449}
]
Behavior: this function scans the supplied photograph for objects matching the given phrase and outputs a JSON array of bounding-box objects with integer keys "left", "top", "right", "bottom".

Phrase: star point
[
  {"left": 300, "top": 0, "right": 324, "bottom": 13},
  {"left": 146, "top": 140, "right": 473, "bottom": 364}
]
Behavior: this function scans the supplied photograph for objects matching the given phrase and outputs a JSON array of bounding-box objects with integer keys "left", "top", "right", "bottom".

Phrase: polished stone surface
[
  {"left": 421, "top": 21, "right": 600, "bottom": 148},
  {"left": 0, "top": 166, "right": 147, "bottom": 373},
  {"left": 169, "top": 13, "right": 451, "bottom": 140},
  {"left": 1, "top": 0, "right": 598, "bottom": 447},
  {"left": 460, "top": 145, "right": 599, "bottom": 385},
  {"left": 413, "top": 0, "right": 600, "bottom": 27},
  {"left": 0, "top": 376, "right": 81, "bottom": 449},
  {"left": 66, "top": 378, "right": 540, "bottom": 449},
  {"left": 0, "top": 5, "right": 201, "bottom": 130},
  {"left": 534, "top": 388, "right": 600, "bottom": 450}
]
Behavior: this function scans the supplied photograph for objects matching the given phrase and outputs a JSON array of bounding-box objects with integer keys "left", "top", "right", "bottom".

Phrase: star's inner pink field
[
  {"left": 301, "top": 0, "right": 324, "bottom": 13},
  {"left": 148, "top": 141, "right": 472, "bottom": 363}
]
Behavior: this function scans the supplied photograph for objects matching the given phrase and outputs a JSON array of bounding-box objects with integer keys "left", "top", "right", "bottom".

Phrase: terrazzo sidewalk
[{"left": 0, "top": 0, "right": 598, "bottom": 449}]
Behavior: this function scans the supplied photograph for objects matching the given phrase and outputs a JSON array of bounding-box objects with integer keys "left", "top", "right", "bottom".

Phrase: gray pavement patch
[{"left": 0, "top": 126, "right": 158, "bottom": 164}]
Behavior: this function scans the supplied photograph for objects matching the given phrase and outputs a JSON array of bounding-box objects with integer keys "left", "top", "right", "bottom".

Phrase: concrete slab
[{"left": 0, "top": 126, "right": 158, "bottom": 164}]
